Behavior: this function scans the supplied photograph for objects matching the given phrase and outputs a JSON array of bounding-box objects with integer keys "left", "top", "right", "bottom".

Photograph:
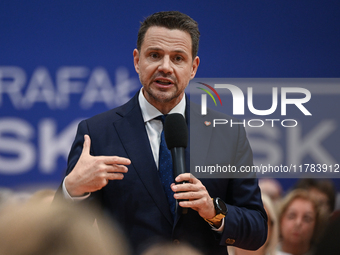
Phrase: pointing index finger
[{"left": 103, "top": 156, "right": 131, "bottom": 165}]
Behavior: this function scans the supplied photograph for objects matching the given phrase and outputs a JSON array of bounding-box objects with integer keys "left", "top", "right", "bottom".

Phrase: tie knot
[{"left": 155, "top": 115, "right": 167, "bottom": 124}]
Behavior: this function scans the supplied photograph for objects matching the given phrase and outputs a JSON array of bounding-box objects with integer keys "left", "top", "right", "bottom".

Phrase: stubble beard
[
  {"left": 144, "top": 84, "right": 179, "bottom": 104},
  {"left": 139, "top": 72, "right": 181, "bottom": 105}
]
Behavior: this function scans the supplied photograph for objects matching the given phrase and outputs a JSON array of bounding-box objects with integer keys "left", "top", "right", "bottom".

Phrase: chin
[{"left": 152, "top": 91, "right": 178, "bottom": 102}]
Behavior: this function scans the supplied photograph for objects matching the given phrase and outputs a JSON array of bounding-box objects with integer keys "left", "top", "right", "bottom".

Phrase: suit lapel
[
  {"left": 188, "top": 100, "right": 214, "bottom": 175},
  {"left": 113, "top": 95, "right": 174, "bottom": 224}
]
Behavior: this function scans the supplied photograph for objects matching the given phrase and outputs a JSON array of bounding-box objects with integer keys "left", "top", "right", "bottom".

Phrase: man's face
[{"left": 133, "top": 26, "right": 199, "bottom": 113}]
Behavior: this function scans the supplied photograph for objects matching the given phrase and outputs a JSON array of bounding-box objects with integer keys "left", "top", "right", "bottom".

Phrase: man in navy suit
[{"left": 58, "top": 11, "right": 267, "bottom": 255}]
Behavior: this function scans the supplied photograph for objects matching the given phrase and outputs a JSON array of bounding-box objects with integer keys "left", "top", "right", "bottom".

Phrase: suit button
[
  {"left": 225, "top": 238, "right": 235, "bottom": 245},
  {"left": 173, "top": 239, "right": 180, "bottom": 244}
]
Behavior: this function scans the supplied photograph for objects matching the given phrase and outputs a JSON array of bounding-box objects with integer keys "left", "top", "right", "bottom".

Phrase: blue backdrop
[{"left": 1, "top": 0, "right": 340, "bottom": 191}]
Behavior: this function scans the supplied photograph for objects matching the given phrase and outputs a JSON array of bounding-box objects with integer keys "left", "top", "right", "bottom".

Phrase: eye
[
  {"left": 174, "top": 55, "right": 184, "bottom": 62},
  {"left": 303, "top": 215, "right": 314, "bottom": 223},
  {"left": 150, "top": 52, "right": 160, "bottom": 59},
  {"left": 286, "top": 212, "right": 296, "bottom": 220}
]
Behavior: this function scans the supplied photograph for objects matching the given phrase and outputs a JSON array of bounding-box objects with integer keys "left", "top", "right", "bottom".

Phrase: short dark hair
[{"left": 137, "top": 11, "right": 200, "bottom": 58}]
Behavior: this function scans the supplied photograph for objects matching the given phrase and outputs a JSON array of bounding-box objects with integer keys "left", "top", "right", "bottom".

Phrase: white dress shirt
[{"left": 138, "top": 89, "right": 185, "bottom": 168}]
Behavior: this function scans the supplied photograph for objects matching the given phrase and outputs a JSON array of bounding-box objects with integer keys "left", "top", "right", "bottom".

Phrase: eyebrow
[{"left": 145, "top": 47, "right": 188, "bottom": 55}]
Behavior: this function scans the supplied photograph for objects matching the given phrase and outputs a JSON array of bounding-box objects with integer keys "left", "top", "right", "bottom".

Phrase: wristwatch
[{"left": 204, "top": 197, "right": 228, "bottom": 225}]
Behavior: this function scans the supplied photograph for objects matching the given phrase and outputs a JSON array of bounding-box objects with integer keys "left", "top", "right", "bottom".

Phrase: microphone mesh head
[{"left": 164, "top": 113, "right": 188, "bottom": 149}]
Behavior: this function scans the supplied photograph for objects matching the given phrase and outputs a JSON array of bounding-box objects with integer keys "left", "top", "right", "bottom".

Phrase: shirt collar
[{"left": 138, "top": 88, "right": 186, "bottom": 123}]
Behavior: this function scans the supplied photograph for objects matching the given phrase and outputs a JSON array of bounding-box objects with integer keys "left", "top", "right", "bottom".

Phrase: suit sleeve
[{"left": 220, "top": 124, "right": 268, "bottom": 250}]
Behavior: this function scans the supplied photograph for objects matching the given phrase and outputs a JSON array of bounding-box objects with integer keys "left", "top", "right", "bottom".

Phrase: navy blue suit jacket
[{"left": 59, "top": 92, "right": 267, "bottom": 255}]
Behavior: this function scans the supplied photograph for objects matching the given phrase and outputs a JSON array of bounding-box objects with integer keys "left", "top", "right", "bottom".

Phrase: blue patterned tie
[{"left": 156, "top": 115, "right": 176, "bottom": 218}]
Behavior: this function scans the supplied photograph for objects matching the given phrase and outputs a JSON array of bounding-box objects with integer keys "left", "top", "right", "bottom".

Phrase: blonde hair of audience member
[
  {"left": 141, "top": 242, "right": 203, "bottom": 255},
  {"left": 26, "top": 188, "right": 56, "bottom": 205},
  {"left": 229, "top": 194, "right": 279, "bottom": 255},
  {"left": 259, "top": 179, "right": 283, "bottom": 206},
  {"left": 0, "top": 201, "right": 129, "bottom": 255},
  {"left": 0, "top": 188, "right": 13, "bottom": 210},
  {"left": 0, "top": 188, "right": 31, "bottom": 207},
  {"left": 277, "top": 189, "right": 326, "bottom": 255}
]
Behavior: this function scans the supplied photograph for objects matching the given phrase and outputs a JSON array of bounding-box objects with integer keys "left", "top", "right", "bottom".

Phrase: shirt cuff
[
  {"left": 208, "top": 217, "right": 225, "bottom": 233},
  {"left": 62, "top": 178, "right": 91, "bottom": 201}
]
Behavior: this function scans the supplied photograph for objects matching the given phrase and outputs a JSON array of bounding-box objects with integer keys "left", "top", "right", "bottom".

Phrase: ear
[
  {"left": 133, "top": 49, "right": 140, "bottom": 74},
  {"left": 190, "top": 56, "right": 200, "bottom": 80}
]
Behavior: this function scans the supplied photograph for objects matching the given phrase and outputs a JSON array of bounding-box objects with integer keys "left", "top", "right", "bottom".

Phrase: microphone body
[
  {"left": 170, "top": 147, "right": 186, "bottom": 184},
  {"left": 164, "top": 113, "right": 188, "bottom": 213},
  {"left": 164, "top": 113, "right": 188, "bottom": 181}
]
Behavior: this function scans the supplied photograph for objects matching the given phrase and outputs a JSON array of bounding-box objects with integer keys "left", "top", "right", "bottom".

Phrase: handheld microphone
[
  {"left": 164, "top": 113, "right": 189, "bottom": 214},
  {"left": 164, "top": 113, "right": 188, "bottom": 182}
]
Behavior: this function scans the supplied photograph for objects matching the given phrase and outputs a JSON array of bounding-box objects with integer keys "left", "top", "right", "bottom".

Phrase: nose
[
  {"left": 158, "top": 55, "right": 173, "bottom": 74},
  {"left": 294, "top": 217, "right": 302, "bottom": 227}
]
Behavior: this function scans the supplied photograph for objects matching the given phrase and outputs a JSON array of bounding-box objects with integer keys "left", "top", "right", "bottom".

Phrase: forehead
[
  {"left": 287, "top": 198, "right": 315, "bottom": 213},
  {"left": 141, "top": 26, "right": 192, "bottom": 55}
]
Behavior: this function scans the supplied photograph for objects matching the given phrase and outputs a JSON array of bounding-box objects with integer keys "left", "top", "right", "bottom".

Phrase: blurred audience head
[
  {"left": 0, "top": 187, "right": 31, "bottom": 208},
  {"left": 229, "top": 194, "right": 278, "bottom": 255},
  {"left": 261, "top": 194, "right": 279, "bottom": 255},
  {"left": 259, "top": 178, "right": 283, "bottom": 205},
  {"left": 26, "top": 188, "right": 56, "bottom": 205},
  {"left": 0, "top": 188, "right": 13, "bottom": 210},
  {"left": 294, "top": 178, "right": 336, "bottom": 215},
  {"left": 278, "top": 189, "right": 327, "bottom": 255},
  {"left": 0, "top": 200, "right": 129, "bottom": 255},
  {"left": 313, "top": 212, "right": 340, "bottom": 255},
  {"left": 141, "top": 242, "right": 203, "bottom": 255}
]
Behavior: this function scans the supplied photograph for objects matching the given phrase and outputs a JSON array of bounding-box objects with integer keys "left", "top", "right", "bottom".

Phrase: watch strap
[
  {"left": 204, "top": 213, "right": 226, "bottom": 225},
  {"left": 204, "top": 198, "right": 227, "bottom": 225}
]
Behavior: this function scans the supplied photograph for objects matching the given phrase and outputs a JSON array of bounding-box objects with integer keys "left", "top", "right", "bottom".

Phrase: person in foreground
[
  {"left": 0, "top": 200, "right": 129, "bottom": 255},
  {"left": 55, "top": 11, "right": 267, "bottom": 255}
]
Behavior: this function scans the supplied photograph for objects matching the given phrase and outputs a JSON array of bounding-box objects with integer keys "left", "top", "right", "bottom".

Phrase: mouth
[
  {"left": 292, "top": 231, "right": 301, "bottom": 236},
  {"left": 153, "top": 78, "right": 174, "bottom": 86}
]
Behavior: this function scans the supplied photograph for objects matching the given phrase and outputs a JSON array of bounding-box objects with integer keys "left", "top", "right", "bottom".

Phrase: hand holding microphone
[{"left": 165, "top": 114, "right": 216, "bottom": 219}]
